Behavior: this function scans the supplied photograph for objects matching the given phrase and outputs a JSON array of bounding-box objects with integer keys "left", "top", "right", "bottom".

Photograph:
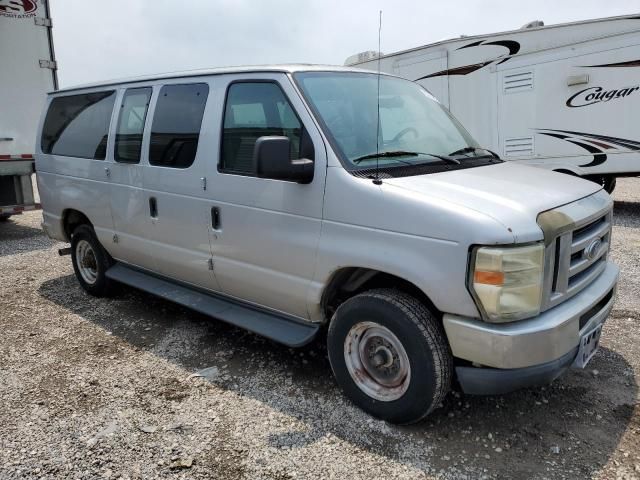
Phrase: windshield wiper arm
[
  {"left": 352, "top": 150, "right": 460, "bottom": 165},
  {"left": 448, "top": 146, "right": 501, "bottom": 159},
  {"left": 352, "top": 151, "right": 421, "bottom": 164}
]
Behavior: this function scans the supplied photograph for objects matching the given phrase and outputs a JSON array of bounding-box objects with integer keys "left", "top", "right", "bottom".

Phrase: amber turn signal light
[{"left": 473, "top": 270, "right": 505, "bottom": 286}]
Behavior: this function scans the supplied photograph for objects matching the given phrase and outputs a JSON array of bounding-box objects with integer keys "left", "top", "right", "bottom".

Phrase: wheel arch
[
  {"left": 321, "top": 267, "right": 440, "bottom": 323},
  {"left": 61, "top": 208, "right": 93, "bottom": 241}
]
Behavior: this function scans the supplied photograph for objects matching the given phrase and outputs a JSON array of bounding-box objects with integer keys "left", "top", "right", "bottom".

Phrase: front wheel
[
  {"left": 70, "top": 225, "right": 116, "bottom": 297},
  {"left": 327, "top": 289, "right": 452, "bottom": 424}
]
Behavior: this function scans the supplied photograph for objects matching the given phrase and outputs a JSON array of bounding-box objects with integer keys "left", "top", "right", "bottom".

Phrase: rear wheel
[
  {"left": 327, "top": 289, "right": 452, "bottom": 424},
  {"left": 70, "top": 225, "right": 116, "bottom": 297}
]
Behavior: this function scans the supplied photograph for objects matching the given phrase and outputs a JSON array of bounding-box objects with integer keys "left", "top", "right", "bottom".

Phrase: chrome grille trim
[{"left": 538, "top": 191, "right": 613, "bottom": 312}]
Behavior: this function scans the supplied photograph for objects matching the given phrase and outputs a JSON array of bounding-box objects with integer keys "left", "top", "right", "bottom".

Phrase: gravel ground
[{"left": 1, "top": 179, "right": 639, "bottom": 480}]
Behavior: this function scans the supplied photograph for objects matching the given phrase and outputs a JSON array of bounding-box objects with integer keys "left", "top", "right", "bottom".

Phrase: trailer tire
[
  {"left": 70, "top": 225, "right": 116, "bottom": 297},
  {"left": 327, "top": 288, "right": 452, "bottom": 424}
]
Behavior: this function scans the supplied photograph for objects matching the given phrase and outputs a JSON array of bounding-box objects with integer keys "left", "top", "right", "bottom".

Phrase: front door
[{"left": 206, "top": 74, "right": 327, "bottom": 319}]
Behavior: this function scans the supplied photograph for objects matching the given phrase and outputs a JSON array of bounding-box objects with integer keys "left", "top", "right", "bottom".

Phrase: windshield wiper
[
  {"left": 352, "top": 150, "right": 460, "bottom": 165},
  {"left": 448, "top": 146, "right": 501, "bottom": 159}
]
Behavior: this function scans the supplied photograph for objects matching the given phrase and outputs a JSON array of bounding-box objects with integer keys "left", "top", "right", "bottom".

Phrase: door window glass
[
  {"left": 220, "top": 82, "right": 302, "bottom": 175},
  {"left": 41, "top": 91, "right": 116, "bottom": 159},
  {"left": 115, "top": 87, "right": 152, "bottom": 163},
  {"left": 149, "top": 83, "right": 209, "bottom": 168}
]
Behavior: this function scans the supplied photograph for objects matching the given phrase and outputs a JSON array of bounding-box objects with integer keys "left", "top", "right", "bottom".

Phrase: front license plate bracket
[{"left": 573, "top": 324, "right": 603, "bottom": 369}]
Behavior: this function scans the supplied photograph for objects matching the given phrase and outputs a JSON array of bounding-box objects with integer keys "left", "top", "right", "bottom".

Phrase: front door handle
[
  {"left": 149, "top": 197, "right": 158, "bottom": 218},
  {"left": 211, "top": 206, "right": 220, "bottom": 230}
]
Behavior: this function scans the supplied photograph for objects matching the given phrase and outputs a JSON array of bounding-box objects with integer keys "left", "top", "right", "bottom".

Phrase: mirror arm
[{"left": 291, "top": 158, "right": 314, "bottom": 184}]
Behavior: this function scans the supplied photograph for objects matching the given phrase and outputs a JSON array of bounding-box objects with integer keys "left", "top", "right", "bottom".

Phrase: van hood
[{"left": 383, "top": 162, "right": 602, "bottom": 242}]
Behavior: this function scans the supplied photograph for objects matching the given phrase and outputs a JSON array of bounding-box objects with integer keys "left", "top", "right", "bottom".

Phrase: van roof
[{"left": 52, "top": 64, "right": 379, "bottom": 94}]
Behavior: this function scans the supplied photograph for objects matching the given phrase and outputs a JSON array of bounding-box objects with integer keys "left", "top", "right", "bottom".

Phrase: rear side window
[
  {"left": 115, "top": 87, "right": 152, "bottom": 163},
  {"left": 41, "top": 91, "right": 116, "bottom": 159},
  {"left": 220, "top": 82, "right": 302, "bottom": 175},
  {"left": 149, "top": 83, "right": 209, "bottom": 168}
]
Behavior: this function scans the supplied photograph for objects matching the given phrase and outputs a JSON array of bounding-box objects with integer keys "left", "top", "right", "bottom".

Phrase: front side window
[
  {"left": 149, "top": 83, "right": 209, "bottom": 168},
  {"left": 294, "top": 72, "right": 489, "bottom": 172},
  {"left": 115, "top": 87, "right": 152, "bottom": 163},
  {"left": 41, "top": 91, "right": 116, "bottom": 159},
  {"left": 220, "top": 82, "right": 302, "bottom": 175}
]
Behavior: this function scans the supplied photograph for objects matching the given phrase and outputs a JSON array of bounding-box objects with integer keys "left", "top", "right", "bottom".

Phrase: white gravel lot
[{"left": 0, "top": 179, "right": 639, "bottom": 480}]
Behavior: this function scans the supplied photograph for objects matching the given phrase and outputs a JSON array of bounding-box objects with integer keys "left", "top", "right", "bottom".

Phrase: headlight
[{"left": 470, "top": 243, "right": 544, "bottom": 323}]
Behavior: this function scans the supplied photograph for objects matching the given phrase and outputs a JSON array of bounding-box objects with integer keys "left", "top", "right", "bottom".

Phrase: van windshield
[{"left": 294, "top": 71, "right": 493, "bottom": 170}]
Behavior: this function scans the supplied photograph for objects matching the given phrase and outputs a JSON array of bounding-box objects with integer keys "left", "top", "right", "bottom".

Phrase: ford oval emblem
[{"left": 584, "top": 238, "right": 602, "bottom": 261}]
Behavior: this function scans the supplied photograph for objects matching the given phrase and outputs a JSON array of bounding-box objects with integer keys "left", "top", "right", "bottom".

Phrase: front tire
[
  {"left": 70, "top": 225, "right": 116, "bottom": 297},
  {"left": 327, "top": 289, "right": 452, "bottom": 424}
]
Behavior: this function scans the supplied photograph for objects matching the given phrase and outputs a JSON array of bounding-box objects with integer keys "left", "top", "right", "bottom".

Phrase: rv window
[
  {"left": 115, "top": 87, "right": 152, "bottom": 164},
  {"left": 41, "top": 91, "right": 116, "bottom": 159},
  {"left": 220, "top": 82, "right": 302, "bottom": 175},
  {"left": 149, "top": 83, "right": 209, "bottom": 168}
]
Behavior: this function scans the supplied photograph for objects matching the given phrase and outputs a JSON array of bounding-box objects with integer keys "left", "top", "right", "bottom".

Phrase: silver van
[{"left": 36, "top": 65, "right": 618, "bottom": 423}]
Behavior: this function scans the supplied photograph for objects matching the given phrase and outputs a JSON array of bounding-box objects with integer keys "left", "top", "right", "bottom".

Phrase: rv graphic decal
[
  {"left": 537, "top": 129, "right": 640, "bottom": 168},
  {"left": 582, "top": 59, "right": 640, "bottom": 68},
  {"left": 457, "top": 40, "right": 520, "bottom": 64},
  {"left": 415, "top": 39, "right": 521, "bottom": 81},
  {"left": 567, "top": 85, "right": 640, "bottom": 107}
]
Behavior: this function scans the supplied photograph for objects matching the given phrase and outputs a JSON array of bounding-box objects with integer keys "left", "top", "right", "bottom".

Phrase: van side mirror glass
[{"left": 253, "top": 136, "right": 314, "bottom": 184}]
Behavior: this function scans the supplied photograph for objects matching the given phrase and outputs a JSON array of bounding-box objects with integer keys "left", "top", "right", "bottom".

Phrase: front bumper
[
  {"left": 456, "top": 346, "right": 578, "bottom": 395},
  {"left": 443, "top": 261, "right": 618, "bottom": 393}
]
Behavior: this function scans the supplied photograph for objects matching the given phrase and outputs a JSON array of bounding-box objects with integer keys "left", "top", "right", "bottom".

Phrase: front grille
[
  {"left": 566, "top": 214, "right": 610, "bottom": 293},
  {"left": 539, "top": 193, "right": 613, "bottom": 311}
]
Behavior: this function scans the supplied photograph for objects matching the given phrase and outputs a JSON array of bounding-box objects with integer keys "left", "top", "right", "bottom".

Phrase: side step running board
[{"left": 105, "top": 263, "right": 319, "bottom": 347}]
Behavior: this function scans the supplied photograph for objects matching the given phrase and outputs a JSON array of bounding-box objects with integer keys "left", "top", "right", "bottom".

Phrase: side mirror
[{"left": 253, "top": 136, "right": 314, "bottom": 184}]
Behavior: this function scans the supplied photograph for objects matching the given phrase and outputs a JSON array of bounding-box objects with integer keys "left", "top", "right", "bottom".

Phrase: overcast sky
[{"left": 50, "top": 0, "right": 638, "bottom": 87}]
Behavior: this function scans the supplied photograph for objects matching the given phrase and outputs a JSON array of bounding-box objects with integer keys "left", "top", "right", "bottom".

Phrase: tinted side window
[
  {"left": 41, "top": 91, "right": 116, "bottom": 159},
  {"left": 149, "top": 83, "right": 209, "bottom": 168},
  {"left": 115, "top": 87, "right": 152, "bottom": 163},
  {"left": 221, "top": 82, "right": 302, "bottom": 175}
]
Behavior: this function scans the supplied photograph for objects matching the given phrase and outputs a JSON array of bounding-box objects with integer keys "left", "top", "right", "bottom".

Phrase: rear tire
[
  {"left": 327, "top": 289, "right": 452, "bottom": 424},
  {"left": 70, "top": 225, "right": 116, "bottom": 297}
]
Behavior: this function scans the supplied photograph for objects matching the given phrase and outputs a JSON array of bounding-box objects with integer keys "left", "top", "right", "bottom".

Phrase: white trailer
[
  {"left": 0, "top": 0, "right": 57, "bottom": 220},
  {"left": 347, "top": 14, "right": 640, "bottom": 193}
]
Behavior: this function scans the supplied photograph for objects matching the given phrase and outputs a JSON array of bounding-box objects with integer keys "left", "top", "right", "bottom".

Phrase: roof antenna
[{"left": 373, "top": 10, "right": 383, "bottom": 186}]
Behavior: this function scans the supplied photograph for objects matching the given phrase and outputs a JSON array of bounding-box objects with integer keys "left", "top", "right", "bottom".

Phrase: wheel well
[
  {"left": 62, "top": 209, "right": 92, "bottom": 241},
  {"left": 321, "top": 267, "right": 439, "bottom": 322}
]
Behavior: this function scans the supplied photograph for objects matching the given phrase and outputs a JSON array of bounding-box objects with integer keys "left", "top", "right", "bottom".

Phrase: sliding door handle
[
  {"left": 211, "top": 206, "right": 221, "bottom": 230},
  {"left": 149, "top": 197, "right": 158, "bottom": 218}
]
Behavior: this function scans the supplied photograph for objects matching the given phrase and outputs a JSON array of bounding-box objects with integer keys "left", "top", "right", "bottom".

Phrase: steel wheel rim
[
  {"left": 76, "top": 239, "right": 98, "bottom": 285},
  {"left": 344, "top": 321, "right": 411, "bottom": 402}
]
